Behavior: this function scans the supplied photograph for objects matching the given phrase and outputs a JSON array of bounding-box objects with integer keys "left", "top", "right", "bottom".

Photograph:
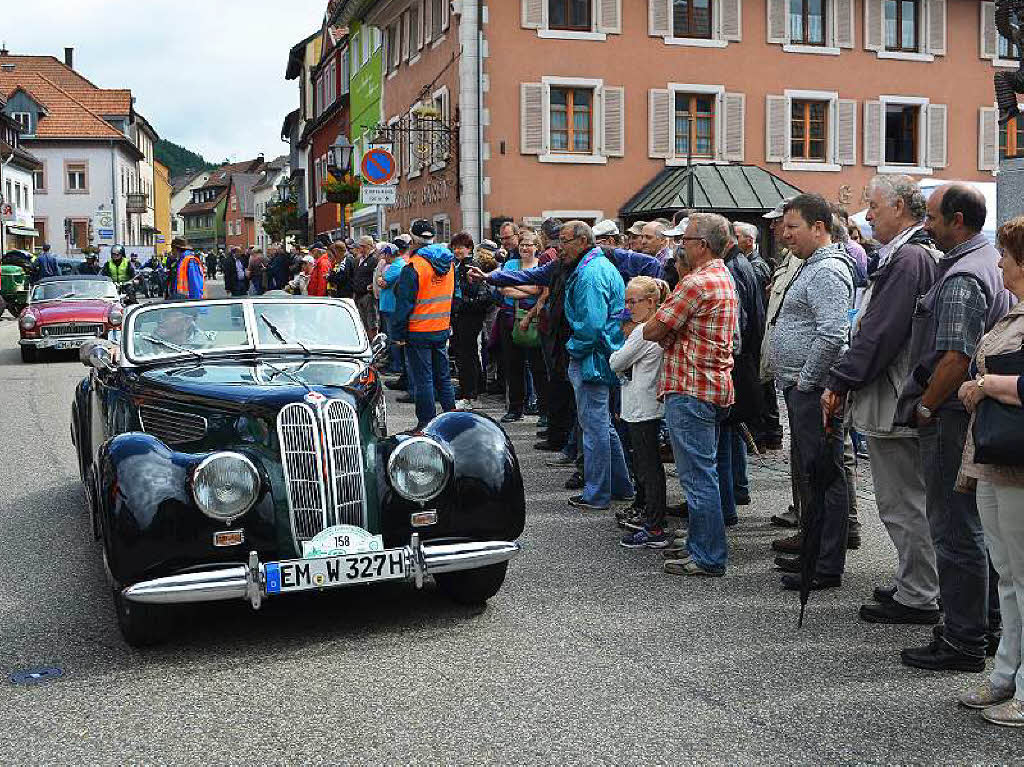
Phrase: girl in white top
[{"left": 610, "top": 276, "right": 670, "bottom": 546}]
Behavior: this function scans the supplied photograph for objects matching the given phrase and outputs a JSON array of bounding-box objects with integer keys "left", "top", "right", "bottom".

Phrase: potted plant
[{"left": 321, "top": 173, "right": 360, "bottom": 205}]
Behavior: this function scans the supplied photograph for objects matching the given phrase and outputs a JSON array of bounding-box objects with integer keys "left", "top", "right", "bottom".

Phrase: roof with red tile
[
  {"left": 71, "top": 88, "right": 132, "bottom": 115},
  {"left": 0, "top": 72, "right": 127, "bottom": 140},
  {"left": 0, "top": 55, "right": 97, "bottom": 90}
]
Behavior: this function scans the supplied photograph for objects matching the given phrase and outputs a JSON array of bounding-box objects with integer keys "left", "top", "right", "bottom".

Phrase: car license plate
[
  {"left": 52, "top": 340, "right": 84, "bottom": 350},
  {"left": 264, "top": 549, "right": 406, "bottom": 595}
]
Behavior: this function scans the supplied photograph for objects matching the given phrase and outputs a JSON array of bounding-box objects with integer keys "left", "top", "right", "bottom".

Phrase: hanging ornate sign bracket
[{"left": 364, "top": 108, "right": 457, "bottom": 170}]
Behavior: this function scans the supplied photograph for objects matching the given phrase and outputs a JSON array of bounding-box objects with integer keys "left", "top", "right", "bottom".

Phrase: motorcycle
[
  {"left": 132, "top": 269, "right": 152, "bottom": 300},
  {"left": 117, "top": 281, "right": 138, "bottom": 305}
]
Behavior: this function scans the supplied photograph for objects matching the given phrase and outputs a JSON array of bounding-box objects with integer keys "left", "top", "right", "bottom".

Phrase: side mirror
[{"left": 370, "top": 333, "right": 388, "bottom": 364}]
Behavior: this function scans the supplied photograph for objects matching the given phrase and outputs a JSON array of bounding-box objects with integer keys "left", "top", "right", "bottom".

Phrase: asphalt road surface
[{"left": 0, "top": 285, "right": 1017, "bottom": 764}]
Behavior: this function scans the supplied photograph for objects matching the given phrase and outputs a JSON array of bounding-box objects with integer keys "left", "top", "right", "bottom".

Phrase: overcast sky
[{"left": 10, "top": 0, "right": 328, "bottom": 165}]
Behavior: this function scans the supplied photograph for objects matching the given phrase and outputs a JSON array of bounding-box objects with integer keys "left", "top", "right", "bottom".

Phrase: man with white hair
[
  {"left": 734, "top": 222, "right": 772, "bottom": 291},
  {"left": 640, "top": 221, "right": 672, "bottom": 267},
  {"left": 593, "top": 219, "right": 620, "bottom": 247}
]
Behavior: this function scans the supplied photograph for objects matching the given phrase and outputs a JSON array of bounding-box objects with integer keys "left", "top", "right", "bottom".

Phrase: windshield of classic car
[
  {"left": 129, "top": 304, "right": 248, "bottom": 360},
  {"left": 255, "top": 303, "right": 361, "bottom": 350},
  {"left": 31, "top": 280, "right": 118, "bottom": 302}
]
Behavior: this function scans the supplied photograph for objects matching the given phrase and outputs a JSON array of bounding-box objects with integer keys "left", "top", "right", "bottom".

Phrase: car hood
[
  {"left": 30, "top": 299, "right": 115, "bottom": 323},
  {"left": 133, "top": 358, "right": 373, "bottom": 411}
]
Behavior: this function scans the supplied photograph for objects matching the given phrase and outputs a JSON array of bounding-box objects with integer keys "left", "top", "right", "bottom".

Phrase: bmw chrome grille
[
  {"left": 277, "top": 399, "right": 366, "bottom": 541},
  {"left": 41, "top": 322, "right": 104, "bottom": 338},
  {"left": 139, "top": 405, "right": 208, "bottom": 445}
]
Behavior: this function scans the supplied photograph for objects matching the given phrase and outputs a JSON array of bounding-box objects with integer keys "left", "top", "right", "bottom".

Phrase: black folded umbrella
[{"left": 797, "top": 437, "right": 840, "bottom": 628}]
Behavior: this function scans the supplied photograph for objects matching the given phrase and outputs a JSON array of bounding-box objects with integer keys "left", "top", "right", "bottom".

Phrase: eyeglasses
[
  {"left": 679, "top": 236, "right": 705, "bottom": 243},
  {"left": 624, "top": 297, "right": 651, "bottom": 306}
]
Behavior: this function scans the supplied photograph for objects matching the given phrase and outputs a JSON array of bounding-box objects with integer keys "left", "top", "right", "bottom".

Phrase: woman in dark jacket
[{"left": 450, "top": 232, "right": 493, "bottom": 409}]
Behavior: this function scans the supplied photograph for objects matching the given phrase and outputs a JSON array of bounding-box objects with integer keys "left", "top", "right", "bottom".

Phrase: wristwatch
[
  {"left": 977, "top": 375, "right": 986, "bottom": 390},
  {"left": 916, "top": 402, "right": 933, "bottom": 420}
]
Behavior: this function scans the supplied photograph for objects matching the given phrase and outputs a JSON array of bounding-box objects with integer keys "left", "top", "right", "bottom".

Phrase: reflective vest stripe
[{"left": 408, "top": 255, "right": 453, "bottom": 334}]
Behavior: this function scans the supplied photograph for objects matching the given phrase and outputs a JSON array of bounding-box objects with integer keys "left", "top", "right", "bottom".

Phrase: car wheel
[
  {"left": 111, "top": 584, "right": 169, "bottom": 648},
  {"left": 434, "top": 561, "right": 508, "bottom": 606},
  {"left": 20, "top": 345, "right": 37, "bottom": 363}
]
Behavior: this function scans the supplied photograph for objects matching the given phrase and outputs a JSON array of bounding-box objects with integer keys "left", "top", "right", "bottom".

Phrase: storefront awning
[
  {"left": 4, "top": 224, "right": 39, "bottom": 237},
  {"left": 619, "top": 163, "right": 802, "bottom": 221}
]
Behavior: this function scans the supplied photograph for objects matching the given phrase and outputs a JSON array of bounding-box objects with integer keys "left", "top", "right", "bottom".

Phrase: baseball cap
[
  {"left": 410, "top": 219, "right": 435, "bottom": 240},
  {"left": 663, "top": 218, "right": 689, "bottom": 237},
  {"left": 763, "top": 198, "right": 793, "bottom": 220},
  {"left": 627, "top": 221, "right": 647, "bottom": 236},
  {"left": 301, "top": 254, "right": 315, "bottom": 265},
  {"left": 593, "top": 219, "right": 620, "bottom": 237},
  {"left": 478, "top": 239, "right": 499, "bottom": 253},
  {"left": 541, "top": 217, "right": 563, "bottom": 241},
  {"left": 378, "top": 243, "right": 398, "bottom": 257},
  {"left": 393, "top": 233, "right": 412, "bottom": 251}
]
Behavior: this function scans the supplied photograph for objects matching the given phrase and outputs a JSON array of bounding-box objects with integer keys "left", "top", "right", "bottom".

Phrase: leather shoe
[
  {"left": 772, "top": 532, "right": 802, "bottom": 554},
  {"left": 774, "top": 555, "right": 801, "bottom": 574},
  {"left": 734, "top": 493, "right": 751, "bottom": 506},
  {"left": 396, "top": 394, "right": 415, "bottom": 404},
  {"left": 859, "top": 600, "right": 940, "bottom": 625},
  {"left": 781, "top": 573, "right": 841, "bottom": 591},
  {"left": 385, "top": 377, "right": 408, "bottom": 391},
  {"left": 932, "top": 624, "right": 999, "bottom": 658},
  {"left": 873, "top": 585, "right": 897, "bottom": 603},
  {"left": 564, "top": 472, "right": 583, "bottom": 490},
  {"left": 533, "top": 441, "right": 562, "bottom": 452},
  {"left": 900, "top": 639, "right": 986, "bottom": 672},
  {"left": 770, "top": 506, "right": 799, "bottom": 528},
  {"left": 847, "top": 532, "right": 861, "bottom": 550}
]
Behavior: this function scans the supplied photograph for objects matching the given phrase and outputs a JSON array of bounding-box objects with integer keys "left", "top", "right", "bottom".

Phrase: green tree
[
  {"left": 154, "top": 139, "right": 218, "bottom": 177},
  {"left": 262, "top": 200, "right": 300, "bottom": 244}
]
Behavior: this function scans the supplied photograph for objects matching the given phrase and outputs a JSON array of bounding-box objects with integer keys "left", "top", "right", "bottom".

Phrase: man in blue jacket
[
  {"left": 391, "top": 219, "right": 457, "bottom": 429},
  {"left": 34, "top": 243, "right": 60, "bottom": 282},
  {"left": 560, "top": 220, "right": 632, "bottom": 511}
]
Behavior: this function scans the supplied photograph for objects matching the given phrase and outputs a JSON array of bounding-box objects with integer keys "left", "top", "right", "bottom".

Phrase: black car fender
[
  {"left": 375, "top": 411, "right": 526, "bottom": 546},
  {"left": 96, "top": 432, "right": 277, "bottom": 584},
  {"left": 71, "top": 376, "right": 92, "bottom": 481}
]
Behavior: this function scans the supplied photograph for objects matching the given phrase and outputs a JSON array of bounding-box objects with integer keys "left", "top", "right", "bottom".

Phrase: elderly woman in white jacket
[{"left": 610, "top": 276, "right": 670, "bottom": 549}]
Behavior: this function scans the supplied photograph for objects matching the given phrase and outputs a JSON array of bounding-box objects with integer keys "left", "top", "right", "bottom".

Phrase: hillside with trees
[{"left": 155, "top": 139, "right": 218, "bottom": 177}]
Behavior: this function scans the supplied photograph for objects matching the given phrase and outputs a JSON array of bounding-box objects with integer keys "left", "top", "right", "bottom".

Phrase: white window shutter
[
  {"left": 720, "top": 0, "right": 742, "bottom": 41},
  {"left": 864, "top": 100, "right": 883, "bottom": 166},
  {"left": 766, "top": 0, "right": 788, "bottom": 44},
  {"left": 836, "top": 99, "right": 857, "bottom": 165},
  {"left": 648, "top": 89, "right": 671, "bottom": 158},
  {"left": 722, "top": 92, "right": 745, "bottom": 161},
  {"left": 441, "top": 0, "right": 450, "bottom": 31},
  {"left": 521, "top": 0, "right": 544, "bottom": 29},
  {"left": 927, "top": 103, "right": 948, "bottom": 168},
  {"left": 424, "top": 0, "right": 434, "bottom": 42},
  {"left": 765, "top": 95, "right": 788, "bottom": 162},
  {"left": 649, "top": 0, "right": 670, "bottom": 37},
  {"left": 402, "top": 12, "right": 410, "bottom": 61},
  {"left": 521, "top": 83, "right": 545, "bottom": 155},
  {"left": 864, "top": 0, "right": 883, "bottom": 51},
  {"left": 927, "top": 0, "right": 946, "bottom": 55},
  {"left": 835, "top": 0, "right": 854, "bottom": 49},
  {"left": 418, "top": 0, "right": 425, "bottom": 49},
  {"left": 598, "top": 0, "right": 622, "bottom": 34},
  {"left": 603, "top": 86, "right": 625, "bottom": 157},
  {"left": 979, "top": 106, "right": 999, "bottom": 171},
  {"left": 981, "top": 1, "right": 998, "bottom": 60}
]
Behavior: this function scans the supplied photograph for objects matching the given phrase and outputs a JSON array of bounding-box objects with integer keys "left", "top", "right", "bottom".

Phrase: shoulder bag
[{"left": 972, "top": 347, "right": 1024, "bottom": 466}]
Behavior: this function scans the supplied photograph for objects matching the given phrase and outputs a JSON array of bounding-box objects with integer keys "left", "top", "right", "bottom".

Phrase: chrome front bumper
[{"left": 122, "top": 534, "right": 521, "bottom": 607}]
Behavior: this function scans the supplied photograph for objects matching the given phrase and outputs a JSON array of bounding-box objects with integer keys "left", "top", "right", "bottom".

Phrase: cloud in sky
[{"left": 8, "top": 0, "right": 327, "bottom": 164}]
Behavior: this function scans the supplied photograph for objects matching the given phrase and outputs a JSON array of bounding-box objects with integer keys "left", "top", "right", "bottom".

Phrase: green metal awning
[
  {"left": 4, "top": 224, "right": 39, "bottom": 237},
  {"left": 619, "top": 164, "right": 802, "bottom": 221}
]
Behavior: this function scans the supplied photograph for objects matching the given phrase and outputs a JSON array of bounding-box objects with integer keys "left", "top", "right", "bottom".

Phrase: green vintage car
[
  {"left": 72, "top": 296, "right": 526, "bottom": 646},
  {"left": 1, "top": 250, "right": 32, "bottom": 317}
]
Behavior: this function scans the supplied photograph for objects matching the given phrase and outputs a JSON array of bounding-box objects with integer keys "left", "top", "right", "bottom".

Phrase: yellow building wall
[{"left": 153, "top": 160, "right": 172, "bottom": 256}]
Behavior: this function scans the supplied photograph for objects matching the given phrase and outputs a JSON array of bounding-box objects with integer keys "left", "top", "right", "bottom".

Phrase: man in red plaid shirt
[{"left": 643, "top": 212, "right": 738, "bottom": 577}]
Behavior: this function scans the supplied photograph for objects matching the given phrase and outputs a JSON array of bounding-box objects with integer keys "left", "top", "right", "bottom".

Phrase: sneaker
[
  {"left": 537, "top": 415, "right": 549, "bottom": 428},
  {"left": 619, "top": 510, "right": 647, "bottom": 532},
  {"left": 620, "top": 527, "right": 670, "bottom": 549},
  {"left": 545, "top": 453, "right": 576, "bottom": 466},
  {"left": 564, "top": 472, "right": 584, "bottom": 490},
  {"left": 981, "top": 698, "right": 1024, "bottom": 727},
  {"left": 568, "top": 494, "right": 608, "bottom": 511},
  {"left": 524, "top": 402, "right": 540, "bottom": 416},
  {"left": 664, "top": 556, "right": 723, "bottom": 577},
  {"left": 455, "top": 399, "right": 473, "bottom": 410},
  {"left": 500, "top": 411, "right": 523, "bottom": 423},
  {"left": 612, "top": 493, "right": 636, "bottom": 504},
  {"left": 959, "top": 681, "right": 1016, "bottom": 710}
]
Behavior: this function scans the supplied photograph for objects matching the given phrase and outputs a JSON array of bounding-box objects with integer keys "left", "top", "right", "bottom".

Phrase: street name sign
[{"left": 360, "top": 185, "right": 397, "bottom": 205}]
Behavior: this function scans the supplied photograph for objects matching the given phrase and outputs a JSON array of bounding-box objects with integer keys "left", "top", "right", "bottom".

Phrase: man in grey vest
[
  {"left": 822, "top": 176, "right": 940, "bottom": 625},
  {"left": 896, "top": 183, "right": 1012, "bottom": 672}
]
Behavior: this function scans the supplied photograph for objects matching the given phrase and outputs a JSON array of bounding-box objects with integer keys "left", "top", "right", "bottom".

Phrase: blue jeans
[
  {"left": 731, "top": 428, "right": 749, "bottom": 499},
  {"left": 718, "top": 425, "right": 737, "bottom": 525},
  {"left": 405, "top": 340, "right": 456, "bottom": 428},
  {"left": 380, "top": 313, "right": 404, "bottom": 375},
  {"left": 665, "top": 394, "right": 728, "bottom": 573},
  {"left": 567, "top": 360, "right": 632, "bottom": 507}
]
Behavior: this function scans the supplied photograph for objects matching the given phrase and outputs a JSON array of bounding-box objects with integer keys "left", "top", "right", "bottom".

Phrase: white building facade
[{"left": 253, "top": 161, "right": 290, "bottom": 251}]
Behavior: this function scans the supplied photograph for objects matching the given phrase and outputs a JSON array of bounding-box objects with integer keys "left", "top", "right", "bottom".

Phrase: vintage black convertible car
[{"left": 71, "top": 296, "right": 525, "bottom": 645}]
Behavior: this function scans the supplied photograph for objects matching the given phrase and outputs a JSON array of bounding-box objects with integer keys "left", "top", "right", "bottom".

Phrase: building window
[
  {"left": 884, "top": 103, "right": 919, "bottom": 165},
  {"left": 999, "top": 8, "right": 1023, "bottom": 60},
  {"left": 32, "top": 165, "right": 45, "bottom": 193},
  {"left": 549, "top": 0, "right": 591, "bottom": 31},
  {"left": 432, "top": 215, "right": 451, "bottom": 243},
  {"left": 884, "top": 0, "right": 918, "bottom": 51},
  {"left": 674, "top": 93, "right": 716, "bottom": 158},
  {"left": 1001, "top": 117, "right": 1024, "bottom": 158},
  {"left": 409, "top": 5, "right": 420, "bottom": 53},
  {"left": 432, "top": 0, "right": 444, "bottom": 37},
  {"left": 789, "top": 0, "right": 825, "bottom": 45},
  {"left": 387, "top": 22, "right": 400, "bottom": 72},
  {"left": 35, "top": 219, "right": 46, "bottom": 244},
  {"left": 66, "top": 162, "right": 88, "bottom": 193},
  {"left": 791, "top": 99, "right": 828, "bottom": 160},
  {"left": 673, "top": 0, "right": 712, "bottom": 39},
  {"left": 550, "top": 87, "right": 593, "bottom": 153},
  {"left": 11, "top": 112, "right": 31, "bottom": 132}
]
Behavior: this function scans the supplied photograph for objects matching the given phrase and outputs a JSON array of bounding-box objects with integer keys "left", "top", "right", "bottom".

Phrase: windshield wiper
[
  {"left": 137, "top": 333, "right": 204, "bottom": 361},
  {"left": 261, "top": 361, "right": 312, "bottom": 392},
  {"left": 260, "top": 313, "right": 310, "bottom": 356}
]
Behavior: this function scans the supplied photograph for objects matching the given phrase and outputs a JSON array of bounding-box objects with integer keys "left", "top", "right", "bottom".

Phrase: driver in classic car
[{"left": 135, "top": 308, "right": 215, "bottom": 356}]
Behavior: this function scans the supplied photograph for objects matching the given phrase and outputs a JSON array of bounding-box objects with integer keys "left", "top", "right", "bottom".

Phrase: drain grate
[{"left": 10, "top": 666, "right": 64, "bottom": 686}]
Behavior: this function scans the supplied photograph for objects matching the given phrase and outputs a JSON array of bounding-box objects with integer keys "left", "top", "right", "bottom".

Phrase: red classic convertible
[{"left": 18, "top": 275, "right": 124, "bottom": 363}]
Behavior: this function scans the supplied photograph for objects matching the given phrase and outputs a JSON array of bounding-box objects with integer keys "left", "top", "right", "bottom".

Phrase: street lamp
[
  {"left": 328, "top": 134, "right": 353, "bottom": 176},
  {"left": 276, "top": 178, "right": 292, "bottom": 203}
]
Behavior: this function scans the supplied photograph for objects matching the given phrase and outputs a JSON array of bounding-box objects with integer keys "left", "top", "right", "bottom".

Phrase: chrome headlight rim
[
  {"left": 19, "top": 313, "right": 36, "bottom": 330},
  {"left": 386, "top": 435, "right": 453, "bottom": 503},
  {"left": 191, "top": 451, "right": 261, "bottom": 523}
]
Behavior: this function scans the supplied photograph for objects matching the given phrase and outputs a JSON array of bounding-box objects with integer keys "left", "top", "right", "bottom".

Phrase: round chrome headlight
[
  {"left": 20, "top": 313, "right": 36, "bottom": 330},
  {"left": 387, "top": 436, "right": 451, "bottom": 502},
  {"left": 108, "top": 305, "right": 124, "bottom": 326},
  {"left": 192, "top": 452, "right": 260, "bottom": 521}
]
